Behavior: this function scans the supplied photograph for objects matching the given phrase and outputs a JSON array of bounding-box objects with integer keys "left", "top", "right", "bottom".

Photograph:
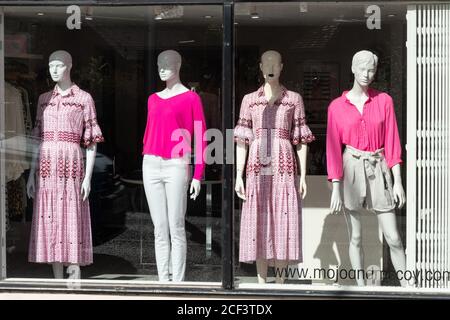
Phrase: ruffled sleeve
[
  {"left": 82, "top": 94, "right": 104, "bottom": 148},
  {"left": 234, "top": 94, "right": 254, "bottom": 145},
  {"left": 291, "top": 93, "right": 315, "bottom": 145}
]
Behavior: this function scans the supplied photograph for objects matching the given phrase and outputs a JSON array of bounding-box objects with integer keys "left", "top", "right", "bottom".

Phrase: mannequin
[
  {"left": 142, "top": 50, "right": 207, "bottom": 281},
  {"left": 27, "top": 50, "right": 103, "bottom": 279},
  {"left": 327, "top": 50, "right": 407, "bottom": 286},
  {"left": 234, "top": 50, "right": 315, "bottom": 284}
]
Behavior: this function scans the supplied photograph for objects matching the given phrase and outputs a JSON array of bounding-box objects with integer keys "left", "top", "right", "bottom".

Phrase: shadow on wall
[
  {"left": 313, "top": 210, "right": 382, "bottom": 286},
  {"left": 298, "top": 176, "right": 382, "bottom": 286}
]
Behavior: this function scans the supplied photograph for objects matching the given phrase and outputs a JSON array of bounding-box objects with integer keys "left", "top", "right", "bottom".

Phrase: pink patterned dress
[
  {"left": 28, "top": 84, "right": 104, "bottom": 266},
  {"left": 234, "top": 86, "right": 315, "bottom": 265}
]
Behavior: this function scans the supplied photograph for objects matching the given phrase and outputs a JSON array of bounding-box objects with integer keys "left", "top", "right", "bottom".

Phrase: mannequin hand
[
  {"left": 299, "top": 176, "right": 307, "bottom": 199},
  {"left": 330, "top": 182, "right": 343, "bottom": 214},
  {"left": 190, "top": 179, "right": 201, "bottom": 200},
  {"left": 26, "top": 174, "right": 35, "bottom": 199},
  {"left": 81, "top": 178, "right": 91, "bottom": 202},
  {"left": 235, "top": 176, "right": 246, "bottom": 201},
  {"left": 393, "top": 181, "right": 406, "bottom": 209}
]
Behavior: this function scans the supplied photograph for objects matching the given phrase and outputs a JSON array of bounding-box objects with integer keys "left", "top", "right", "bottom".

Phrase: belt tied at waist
[{"left": 345, "top": 145, "right": 385, "bottom": 179}]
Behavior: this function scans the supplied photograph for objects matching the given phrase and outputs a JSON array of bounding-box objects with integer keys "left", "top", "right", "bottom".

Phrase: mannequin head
[
  {"left": 351, "top": 50, "right": 378, "bottom": 87},
  {"left": 157, "top": 50, "right": 182, "bottom": 82},
  {"left": 48, "top": 50, "right": 72, "bottom": 84},
  {"left": 260, "top": 50, "right": 283, "bottom": 84}
]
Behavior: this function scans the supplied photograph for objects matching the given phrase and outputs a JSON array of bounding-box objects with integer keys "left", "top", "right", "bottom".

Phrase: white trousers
[{"left": 142, "top": 154, "right": 189, "bottom": 282}]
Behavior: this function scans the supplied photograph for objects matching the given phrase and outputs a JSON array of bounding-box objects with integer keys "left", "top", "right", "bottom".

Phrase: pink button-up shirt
[
  {"left": 142, "top": 90, "right": 207, "bottom": 180},
  {"left": 326, "top": 88, "right": 402, "bottom": 181}
]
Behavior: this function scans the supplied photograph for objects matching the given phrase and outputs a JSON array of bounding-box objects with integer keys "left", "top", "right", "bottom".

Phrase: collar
[
  {"left": 256, "top": 84, "right": 288, "bottom": 104},
  {"left": 51, "top": 83, "right": 79, "bottom": 98},
  {"left": 342, "top": 87, "right": 375, "bottom": 103}
]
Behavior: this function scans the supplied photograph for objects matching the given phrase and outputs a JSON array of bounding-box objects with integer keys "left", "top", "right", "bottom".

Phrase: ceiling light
[
  {"left": 250, "top": 13, "right": 260, "bottom": 19},
  {"left": 299, "top": 3, "right": 308, "bottom": 13},
  {"left": 388, "top": 14, "right": 397, "bottom": 18},
  {"left": 204, "top": 15, "right": 213, "bottom": 19},
  {"left": 179, "top": 40, "right": 195, "bottom": 44},
  {"left": 154, "top": 5, "right": 184, "bottom": 20},
  {"left": 85, "top": 7, "right": 94, "bottom": 20},
  {"left": 37, "top": 12, "right": 44, "bottom": 16}
]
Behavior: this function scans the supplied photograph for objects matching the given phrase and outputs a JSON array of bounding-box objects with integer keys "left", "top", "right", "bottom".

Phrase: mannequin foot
[
  {"left": 257, "top": 275, "right": 267, "bottom": 284},
  {"left": 275, "top": 276, "right": 285, "bottom": 284},
  {"left": 355, "top": 280, "right": 365, "bottom": 287},
  {"left": 256, "top": 259, "right": 268, "bottom": 284},
  {"left": 52, "top": 263, "right": 64, "bottom": 279}
]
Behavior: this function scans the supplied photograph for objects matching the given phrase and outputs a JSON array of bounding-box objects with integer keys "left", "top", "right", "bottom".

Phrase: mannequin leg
[
  {"left": 274, "top": 260, "right": 288, "bottom": 284},
  {"left": 52, "top": 263, "right": 64, "bottom": 279},
  {"left": 376, "top": 211, "right": 408, "bottom": 287},
  {"left": 165, "top": 158, "right": 188, "bottom": 282},
  {"left": 256, "top": 259, "right": 268, "bottom": 284},
  {"left": 143, "top": 156, "right": 170, "bottom": 281},
  {"left": 347, "top": 210, "right": 365, "bottom": 286}
]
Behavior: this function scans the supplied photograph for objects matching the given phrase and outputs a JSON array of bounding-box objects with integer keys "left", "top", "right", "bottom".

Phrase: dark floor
[{"left": 6, "top": 211, "right": 227, "bottom": 282}]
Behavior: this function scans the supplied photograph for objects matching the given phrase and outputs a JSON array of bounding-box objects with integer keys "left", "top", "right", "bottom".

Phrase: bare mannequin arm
[
  {"left": 235, "top": 142, "right": 247, "bottom": 200},
  {"left": 391, "top": 163, "right": 405, "bottom": 209},
  {"left": 330, "top": 179, "right": 343, "bottom": 214},
  {"left": 296, "top": 143, "right": 308, "bottom": 199},
  {"left": 81, "top": 144, "right": 97, "bottom": 201}
]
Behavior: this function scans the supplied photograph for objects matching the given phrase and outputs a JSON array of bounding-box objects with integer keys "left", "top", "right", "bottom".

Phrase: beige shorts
[{"left": 342, "top": 145, "right": 396, "bottom": 213}]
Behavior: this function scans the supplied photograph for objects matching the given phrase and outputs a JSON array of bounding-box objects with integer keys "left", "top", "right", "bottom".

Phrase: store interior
[{"left": 2, "top": 2, "right": 408, "bottom": 286}]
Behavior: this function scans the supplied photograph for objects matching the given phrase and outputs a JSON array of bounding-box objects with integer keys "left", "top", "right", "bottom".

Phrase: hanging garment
[
  {"left": 4, "top": 82, "right": 29, "bottom": 183},
  {"left": 17, "top": 85, "right": 33, "bottom": 134},
  {"left": 6, "top": 176, "right": 27, "bottom": 218},
  {"left": 28, "top": 84, "right": 104, "bottom": 266},
  {"left": 234, "top": 85, "right": 315, "bottom": 265}
]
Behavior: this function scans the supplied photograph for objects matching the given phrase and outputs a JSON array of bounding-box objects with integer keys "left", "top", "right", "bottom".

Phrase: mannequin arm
[
  {"left": 26, "top": 142, "right": 41, "bottom": 199},
  {"left": 235, "top": 142, "right": 247, "bottom": 200},
  {"left": 391, "top": 163, "right": 406, "bottom": 209},
  {"left": 190, "top": 179, "right": 201, "bottom": 200},
  {"left": 296, "top": 143, "right": 308, "bottom": 199},
  {"left": 81, "top": 144, "right": 97, "bottom": 201},
  {"left": 330, "top": 180, "right": 343, "bottom": 214}
]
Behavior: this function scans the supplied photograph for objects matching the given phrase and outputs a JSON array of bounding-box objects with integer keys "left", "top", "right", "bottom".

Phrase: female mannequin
[
  {"left": 27, "top": 50, "right": 103, "bottom": 279},
  {"left": 142, "top": 50, "right": 206, "bottom": 282},
  {"left": 327, "top": 50, "right": 407, "bottom": 286},
  {"left": 234, "top": 50, "right": 314, "bottom": 284}
]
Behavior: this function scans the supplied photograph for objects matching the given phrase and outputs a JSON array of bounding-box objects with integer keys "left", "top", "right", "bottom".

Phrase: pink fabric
[
  {"left": 28, "top": 84, "right": 104, "bottom": 266},
  {"left": 234, "top": 86, "right": 315, "bottom": 264},
  {"left": 326, "top": 88, "right": 402, "bottom": 181},
  {"left": 142, "top": 91, "right": 207, "bottom": 181}
]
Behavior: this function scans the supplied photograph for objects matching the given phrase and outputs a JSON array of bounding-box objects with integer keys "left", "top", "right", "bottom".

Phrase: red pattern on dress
[
  {"left": 28, "top": 84, "right": 104, "bottom": 266},
  {"left": 234, "top": 85, "right": 315, "bottom": 265}
]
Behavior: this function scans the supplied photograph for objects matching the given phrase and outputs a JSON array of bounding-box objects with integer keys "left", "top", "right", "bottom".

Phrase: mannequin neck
[
  {"left": 166, "top": 75, "right": 182, "bottom": 90},
  {"left": 263, "top": 81, "right": 282, "bottom": 102},
  {"left": 348, "top": 81, "right": 370, "bottom": 98},
  {"left": 346, "top": 81, "right": 371, "bottom": 114},
  {"left": 56, "top": 78, "right": 73, "bottom": 93},
  {"left": 159, "top": 76, "right": 189, "bottom": 99}
]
